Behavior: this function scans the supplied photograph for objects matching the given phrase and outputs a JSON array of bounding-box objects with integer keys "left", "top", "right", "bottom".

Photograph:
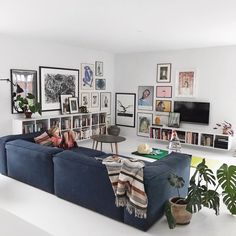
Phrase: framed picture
[
  {"left": 137, "top": 113, "right": 153, "bottom": 137},
  {"left": 137, "top": 86, "right": 154, "bottom": 111},
  {"left": 95, "top": 78, "right": 106, "bottom": 90},
  {"left": 95, "top": 61, "right": 103, "bottom": 77},
  {"left": 39, "top": 66, "right": 79, "bottom": 112},
  {"left": 156, "top": 86, "right": 172, "bottom": 98},
  {"left": 168, "top": 112, "right": 180, "bottom": 128},
  {"left": 91, "top": 92, "right": 99, "bottom": 108},
  {"left": 60, "top": 94, "right": 73, "bottom": 114},
  {"left": 100, "top": 92, "right": 111, "bottom": 115},
  {"left": 155, "top": 100, "right": 172, "bottom": 112},
  {"left": 81, "top": 92, "right": 90, "bottom": 107},
  {"left": 69, "top": 97, "right": 79, "bottom": 114},
  {"left": 81, "top": 63, "right": 94, "bottom": 90},
  {"left": 115, "top": 93, "right": 136, "bottom": 128},
  {"left": 106, "top": 116, "right": 111, "bottom": 126},
  {"left": 175, "top": 70, "right": 196, "bottom": 97},
  {"left": 157, "top": 63, "right": 171, "bottom": 83},
  {"left": 10, "top": 69, "right": 37, "bottom": 114}
]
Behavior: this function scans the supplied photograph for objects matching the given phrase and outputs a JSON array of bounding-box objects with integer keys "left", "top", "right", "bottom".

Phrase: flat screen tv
[{"left": 174, "top": 101, "right": 210, "bottom": 125}]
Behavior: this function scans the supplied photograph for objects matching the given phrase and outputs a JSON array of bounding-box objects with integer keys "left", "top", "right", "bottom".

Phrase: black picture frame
[
  {"left": 115, "top": 93, "right": 136, "bottom": 128},
  {"left": 10, "top": 69, "right": 37, "bottom": 114},
  {"left": 156, "top": 63, "right": 171, "bottom": 83},
  {"left": 39, "top": 66, "right": 79, "bottom": 112}
]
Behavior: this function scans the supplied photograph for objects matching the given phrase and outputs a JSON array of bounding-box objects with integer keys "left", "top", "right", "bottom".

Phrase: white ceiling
[{"left": 1, "top": 0, "right": 236, "bottom": 53}]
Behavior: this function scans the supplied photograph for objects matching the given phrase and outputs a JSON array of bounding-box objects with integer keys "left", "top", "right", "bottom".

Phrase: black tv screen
[{"left": 174, "top": 101, "right": 210, "bottom": 124}]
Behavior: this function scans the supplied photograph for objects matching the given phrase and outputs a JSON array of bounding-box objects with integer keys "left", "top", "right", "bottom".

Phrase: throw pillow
[
  {"left": 47, "top": 127, "right": 62, "bottom": 147},
  {"left": 34, "top": 132, "right": 53, "bottom": 146},
  {"left": 62, "top": 130, "right": 78, "bottom": 149}
]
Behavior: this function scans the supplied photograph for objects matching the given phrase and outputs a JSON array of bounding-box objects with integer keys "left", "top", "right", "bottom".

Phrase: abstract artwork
[
  {"left": 95, "top": 78, "right": 106, "bottom": 90},
  {"left": 39, "top": 66, "right": 79, "bottom": 111},
  {"left": 81, "top": 63, "right": 94, "bottom": 90}
]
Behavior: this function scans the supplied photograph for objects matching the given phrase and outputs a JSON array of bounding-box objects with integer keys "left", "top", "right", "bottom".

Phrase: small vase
[{"left": 25, "top": 112, "right": 32, "bottom": 119}]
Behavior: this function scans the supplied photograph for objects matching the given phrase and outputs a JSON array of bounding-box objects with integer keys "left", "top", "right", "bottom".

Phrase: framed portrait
[
  {"left": 60, "top": 94, "right": 73, "bottom": 114},
  {"left": 39, "top": 66, "right": 79, "bottom": 112},
  {"left": 69, "top": 97, "right": 79, "bottom": 114},
  {"left": 10, "top": 69, "right": 37, "bottom": 114},
  {"left": 155, "top": 100, "right": 172, "bottom": 112},
  {"left": 91, "top": 92, "right": 99, "bottom": 108},
  {"left": 137, "top": 86, "right": 154, "bottom": 111},
  {"left": 81, "top": 63, "right": 94, "bottom": 90},
  {"left": 137, "top": 113, "right": 153, "bottom": 137},
  {"left": 168, "top": 112, "right": 180, "bottom": 128},
  {"left": 81, "top": 92, "right": 90, "bottom": 107},
  {"left": 156, "top": 86, "right": 172, "bottom": 98},
  {"left": 175, "top": 70, "right": 196, "bottom": 97},
  {"left": 95, "top": 61, "right": 103, "bottom": 77},
  {"left": 157, "top": 63, "right": 171, "bottom": 83},
  {"left": 100, "top": 92, "right": 111, "bottom": 115},
  {"left": 95, "top": 79, "right": 106, "bottom": 90},
  {"left": 115, "top": 93, "right": 136, "bottom": 128}
]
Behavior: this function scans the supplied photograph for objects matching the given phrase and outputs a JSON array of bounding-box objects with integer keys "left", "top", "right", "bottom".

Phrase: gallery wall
[
  {"left": 0, "top": 35, "right": 114, "bottom": 136},
  {"left": 114, "top": 46, "right": 236, "bottom": 139}
]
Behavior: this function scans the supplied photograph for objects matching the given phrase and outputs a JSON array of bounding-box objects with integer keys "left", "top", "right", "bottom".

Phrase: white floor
[{"left": 0, "top": 136, "right": 236, "bottom": 236}]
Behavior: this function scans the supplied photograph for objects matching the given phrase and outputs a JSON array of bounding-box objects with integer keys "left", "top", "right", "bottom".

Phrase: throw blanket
[{"left": 102, "top": 156, "right": 148, "bottom": 219}]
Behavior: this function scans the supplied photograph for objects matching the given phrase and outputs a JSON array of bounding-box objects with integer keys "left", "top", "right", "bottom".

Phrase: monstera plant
[{"left": 165, "top": 159, "right": 236, "bottom": 229}]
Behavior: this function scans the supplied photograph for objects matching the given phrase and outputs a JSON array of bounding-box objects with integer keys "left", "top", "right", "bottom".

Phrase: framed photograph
[
  {"left": 175, "top": 70, "right": 196, "bottom": 97},
  {"left": 81, "top": 92, "right": 90, "bottom": 107},
  {"left": 115, "top": 93, "right": 136, "bottom": 128},
  {"left": 137, "top": 86, "right": 154, "bottom": 111},
  {"left": 168, "top": 112, "right": 180, "bottom": 128},
  {"left": 100, "top": 92, "right": 111, "bottom": 115},
  {"left": 137, "top": 113, "right": 153, "bottom": 137},
  {"left": 10, "top": 69, "right": 37, "bottom": 114},
  {"left": 155, "top": 100, "right": 172, "bottom": 112},
  {"left": 60, "top": 94, "right": 73, "bottom": 114},
  {"left": 95, "top": 61, "right": 103, "bottom": 77},
  {"left": 157, "top": 63, "right": 171, "bottom": 83},
  {"left": 81, "top": 63, "right": 94, "bottom": 90},
  {"left": 95, "top": 78, "right": 106, "bottom": 90},
  {"left": 39, "top": 66, "right": 79, "bottom": 112},
  {"left": 156, "top": 86, "right": 172, "bottom": 98},
  {"left": 91, "top": 92, "right": 99, "bottom": 108},
  {"left": 69, "top": 97, "right": 79, "bottom": 114}
]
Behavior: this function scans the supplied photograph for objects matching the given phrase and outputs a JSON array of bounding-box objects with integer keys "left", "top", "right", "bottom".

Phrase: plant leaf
[
  {"left": 186, "top": 183, "right": 203, "bottom": 213},
  {"left": 168, "top": 173, "right": 185, "bottom": 188},
  {"left": 222, "top": 191, "right": 236, "bottom": 215},
  {"left": 164, "top": 201, "right": 176, "bottom": 229},
  {"left": 202, "top": 189, "right": 220, "bottom": 215}
]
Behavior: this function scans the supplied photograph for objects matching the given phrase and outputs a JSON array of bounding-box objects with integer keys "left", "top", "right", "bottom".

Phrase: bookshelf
[
  {"left": 12, "top": 112, "right": 107, "bottom": 141},
  {"left": 150, "top": 125, "right": 233, "bottom": 151}
]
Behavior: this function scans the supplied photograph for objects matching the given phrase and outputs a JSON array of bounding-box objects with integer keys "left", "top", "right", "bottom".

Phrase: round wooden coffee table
[{"left": 91, "top": 134, "right": 126, "bottom": 155}]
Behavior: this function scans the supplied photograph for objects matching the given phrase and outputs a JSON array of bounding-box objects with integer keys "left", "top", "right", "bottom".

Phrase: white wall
[
  {"left": 114, "top": 46, "right": 236, "bottom": 139},
  {"left": 0, "top": 35, "right": 114, "bottom": 136}
]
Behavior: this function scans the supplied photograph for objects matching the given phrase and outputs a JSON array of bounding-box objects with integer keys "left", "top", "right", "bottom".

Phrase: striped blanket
[{"left": 102, "top": 156, "right": 148, "bottom": 219}]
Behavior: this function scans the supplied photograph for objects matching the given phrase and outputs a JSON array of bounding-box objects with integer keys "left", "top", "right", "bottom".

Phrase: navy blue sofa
[{"left": 0, "top": 133, "right": 191, "bottom": 231}]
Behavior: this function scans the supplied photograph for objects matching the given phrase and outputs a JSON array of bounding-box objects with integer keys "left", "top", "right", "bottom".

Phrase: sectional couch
[{"left": 0, "top": 133, "right": 191, "bottom": 231}]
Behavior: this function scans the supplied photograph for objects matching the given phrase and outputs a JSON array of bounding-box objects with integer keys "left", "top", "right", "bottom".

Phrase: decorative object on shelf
[
  {"left": 81, "top": 92, "right": 90, "bottom": 108},
  {"left": 115, "top": 93, "right": 136, "bottom": 127},
  {"left": 165, "top": 159, "right": 236, "bottom": 229},
  {"left": 168, "top": 130, "right": 181, "bottom": 152},
  {"left": 137, "top": 143, "right": 153, "bottom": 154},
  {"left": 95, "top": 61, "right": 103, "bottom": 77},
  {"left": 91, "top": 92, "right": 99, "bottom": 108},
  {"left": 100, "top": 92, "right": 111, "bottom": 115},
  {"left": 107, "top": 125, "right": 120, "bottom": 136},
  {"left": 156, "top": 100, "right": 172, "bottom": 112},
  {"left": 156, "top": 86, "right": 172, "bottom": 98},
  {"left": 81, "top": 63, "right": 94, "bottom": 90},
  {"left": 95, "top": 78, "right": 106, "bottom": 90},
  {"left": 78, "top": 106, "right": 88, "bottom": 113},
  {"left": 168, "top": 112, "right": 180, "bottom": 128},
  {"left": 137, "top": 112, "right": 153, "bottom": 137},
  {"left": 16, "top": 93, "right": 41, "bottom": 118},
  {"left": 60, "top": 94, "right": 73, "bottom": 114},
  {"left": 69, "top": 97, "right": 79, "bottom": 114},
  {"left": 137, "top": 86, "right": 154, "bottom": 111},
  {"left": 214, "top": 121, "right": 234, "bottom": 136},
  {"left": 175, "top": 69, "right": 197, "bottom": 97},
  {"left": 39, "top": 66, "right": 79, "bottom": 112},
  {"left": 157, "top": 63, "right": 171, "bottom": 83}
]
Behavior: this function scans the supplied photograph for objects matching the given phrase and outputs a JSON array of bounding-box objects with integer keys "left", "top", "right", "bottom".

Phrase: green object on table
[{"left": 131, "top": 148, "right": 169, "bottom": 160}]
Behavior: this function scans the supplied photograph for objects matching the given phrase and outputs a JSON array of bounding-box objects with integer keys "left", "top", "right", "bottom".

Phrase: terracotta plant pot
[
  {"left": 169, "top": 197, "right": 192, "bottom": 225},
  {"left": 25, "top": 112, "right": 32, "bottom": 119}
]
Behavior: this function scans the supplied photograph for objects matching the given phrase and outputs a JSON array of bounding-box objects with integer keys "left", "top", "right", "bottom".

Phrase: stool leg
[
  {"left": 100, "top": 142, "right": 102, "bottom": 151},
  {"left": 110, "top": 143, "right": 113, "bottom": 153},
  {"left": 92, "top": 140, "right": 95, "bottom": 149},
  {"left": 95, "top": 141, "right": 98, "bottom": 150},
  {"left": 115, "top": 143, "right": 118, "bottom": 155}
]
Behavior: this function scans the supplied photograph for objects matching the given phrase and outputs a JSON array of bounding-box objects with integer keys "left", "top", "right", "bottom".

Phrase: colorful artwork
[
  {"left": 138, "top": 86, "right": 154, "bottom": 111},
  {"left": 155, "top": 100, "right": 172, "bottom": 112},
  {"left": 81, "top": 63, "right": 94, "bottom": 90},
  {"left": 156, "top": 86, "right": 172, "bottom": 98}
]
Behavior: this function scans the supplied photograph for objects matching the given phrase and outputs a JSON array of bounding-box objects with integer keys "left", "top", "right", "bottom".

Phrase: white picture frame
[
  {"left": 91, "top": 92, "right": 99, "bottom": 108},
  {"left": 81, "top": 63, "right": 94, "bottom": 90},
  {"left": 137, "top": 112, "right": 153, "bottom": 137},
  {"left": 81, "top": 92, "right": 90, "bottom": 107},
  {"left": 157, "top": 63, "right": 171, "bottom": 83},
  {"left": 60, "top": 94, "right": 73, "bottom": 114},
  {"left": 100, "top": 92, "right": 111, "bottom": 115}
]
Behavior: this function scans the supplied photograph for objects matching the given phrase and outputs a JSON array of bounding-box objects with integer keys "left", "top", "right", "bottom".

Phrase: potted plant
[
  {"left": 16, "top": 93, "right": 41, "bottom": 118},
  {"left": 165, "top": 159, "right": 236, "bottom": 229}
]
